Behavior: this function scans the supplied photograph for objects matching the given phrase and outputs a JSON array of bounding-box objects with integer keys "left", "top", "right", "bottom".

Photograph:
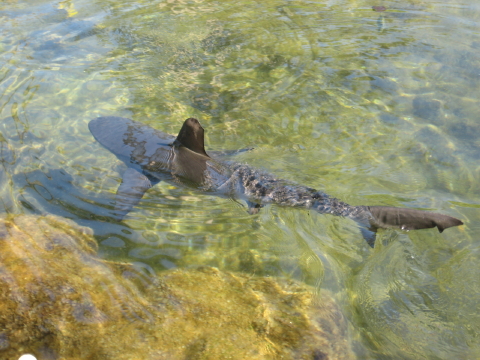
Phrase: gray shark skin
[{"left": 89, "top": 116, "right": 463, "bottom": 247}]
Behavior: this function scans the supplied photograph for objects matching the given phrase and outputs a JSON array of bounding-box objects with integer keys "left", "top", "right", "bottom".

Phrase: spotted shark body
[{"left": 89, "top": 116, "right": 463, "bottom": 247}]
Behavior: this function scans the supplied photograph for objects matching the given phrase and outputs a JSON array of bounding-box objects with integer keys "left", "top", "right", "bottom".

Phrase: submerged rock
[{"left": 0, "top": 215, "right": 354, "bottom": 360}]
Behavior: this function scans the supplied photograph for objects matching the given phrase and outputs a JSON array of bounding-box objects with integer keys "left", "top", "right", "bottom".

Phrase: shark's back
[
  {"left": 89, "top": 116, "right": 175, "bottom": 167},
  {"left": 89, "top": 116, "right": 232, "bottom": 187}
]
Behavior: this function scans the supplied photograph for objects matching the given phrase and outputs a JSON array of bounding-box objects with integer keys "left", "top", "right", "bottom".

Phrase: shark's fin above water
[
  {"left": 113, "top": 168, "right": 156, "bottom": 220},
  {"left": 173, "top": 118, "right": 209, "bottom": 157}
]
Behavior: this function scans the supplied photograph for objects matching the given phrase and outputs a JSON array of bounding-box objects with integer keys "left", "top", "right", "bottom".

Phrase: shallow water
[{"left": 1, "top": 0, "right": 480, "bottom": 358}]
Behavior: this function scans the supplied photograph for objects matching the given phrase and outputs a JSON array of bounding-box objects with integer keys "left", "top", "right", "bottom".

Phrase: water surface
[{"left": 1, "top": 0, "right": 480, "bottom": 358}]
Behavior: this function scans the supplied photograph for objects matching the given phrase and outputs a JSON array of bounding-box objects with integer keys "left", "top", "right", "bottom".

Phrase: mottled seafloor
[{"left": 1, "top": 0, "right": 480, "bottom": 359}]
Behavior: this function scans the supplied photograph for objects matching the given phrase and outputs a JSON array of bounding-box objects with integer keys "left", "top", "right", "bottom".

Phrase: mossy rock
[{"left": 0, "top": 215, "right": 354, "bottom": 360}]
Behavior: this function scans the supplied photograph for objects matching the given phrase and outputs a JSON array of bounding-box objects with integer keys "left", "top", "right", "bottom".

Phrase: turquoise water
[{"left": 1, "top": 0, "right": 480, "bottom": 358}]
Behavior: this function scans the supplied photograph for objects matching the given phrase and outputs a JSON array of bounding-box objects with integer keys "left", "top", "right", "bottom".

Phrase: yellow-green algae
[{"left": 0, "top": 215, "right": 354, "bottom": 360}]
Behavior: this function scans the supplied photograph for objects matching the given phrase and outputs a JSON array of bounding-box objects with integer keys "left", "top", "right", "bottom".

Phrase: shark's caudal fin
[
  {"left": 173, "top": 118, "right": 209, "bottom": 157},
  {"left": 368, "top": 206, "right": 463, "bottom": 232},
  {"left": 356, "top": 206, "right": 463, "bottom": 247}
]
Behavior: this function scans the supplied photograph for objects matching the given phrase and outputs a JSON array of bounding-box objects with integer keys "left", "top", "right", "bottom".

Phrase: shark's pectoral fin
[
  {"left": 246, "top": 200, "right": 263, "bottom": 215},
  {"left": 113, "top": 168, "right": 154, "bottom": 220}
]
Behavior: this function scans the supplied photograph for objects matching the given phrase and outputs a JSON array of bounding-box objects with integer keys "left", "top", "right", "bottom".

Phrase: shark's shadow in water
[
  {"left": 12, "top": 167, "right": 148, "bottom": 250},
  {"left": 89, "top": 117, "right": 463, "bottom": 247}
]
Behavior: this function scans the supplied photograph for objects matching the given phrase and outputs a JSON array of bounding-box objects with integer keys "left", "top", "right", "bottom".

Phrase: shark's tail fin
[
  {"left": 351, "top": 206, "right": 463, "bottom": 247},
  {"left": 368, "top": 206, "right": 463, "bottom": 232}
]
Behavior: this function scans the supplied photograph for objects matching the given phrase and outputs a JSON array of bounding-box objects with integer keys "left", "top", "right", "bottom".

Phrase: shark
[{"left": 88, "top": 116, "right": 463, "bottom": 247}]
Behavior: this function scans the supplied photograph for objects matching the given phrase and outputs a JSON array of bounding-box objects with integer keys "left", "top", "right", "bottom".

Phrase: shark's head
[{"left": 174, "top": 118, "right": 209, "bottom": 157}]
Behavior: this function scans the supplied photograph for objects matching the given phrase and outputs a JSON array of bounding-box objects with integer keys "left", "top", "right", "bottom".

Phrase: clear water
[{"left": 1, "top": 0, "right": 480, "bottom": 358}]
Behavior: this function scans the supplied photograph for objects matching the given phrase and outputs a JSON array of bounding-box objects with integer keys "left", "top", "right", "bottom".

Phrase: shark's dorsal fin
[{"left": 174, "top": 118, "right": 209, "bottom": 157}]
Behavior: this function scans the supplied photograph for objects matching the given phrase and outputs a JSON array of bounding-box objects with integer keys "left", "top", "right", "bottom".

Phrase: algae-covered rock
[
  {"left": 151, "top": 267, "right": 353, "bottom": 360},
  {"left": 0, "top": 215, "right": 354, "bottom": 360},
  {"left": 0, "top": 215, "right": 154, "bottom": 359}
]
